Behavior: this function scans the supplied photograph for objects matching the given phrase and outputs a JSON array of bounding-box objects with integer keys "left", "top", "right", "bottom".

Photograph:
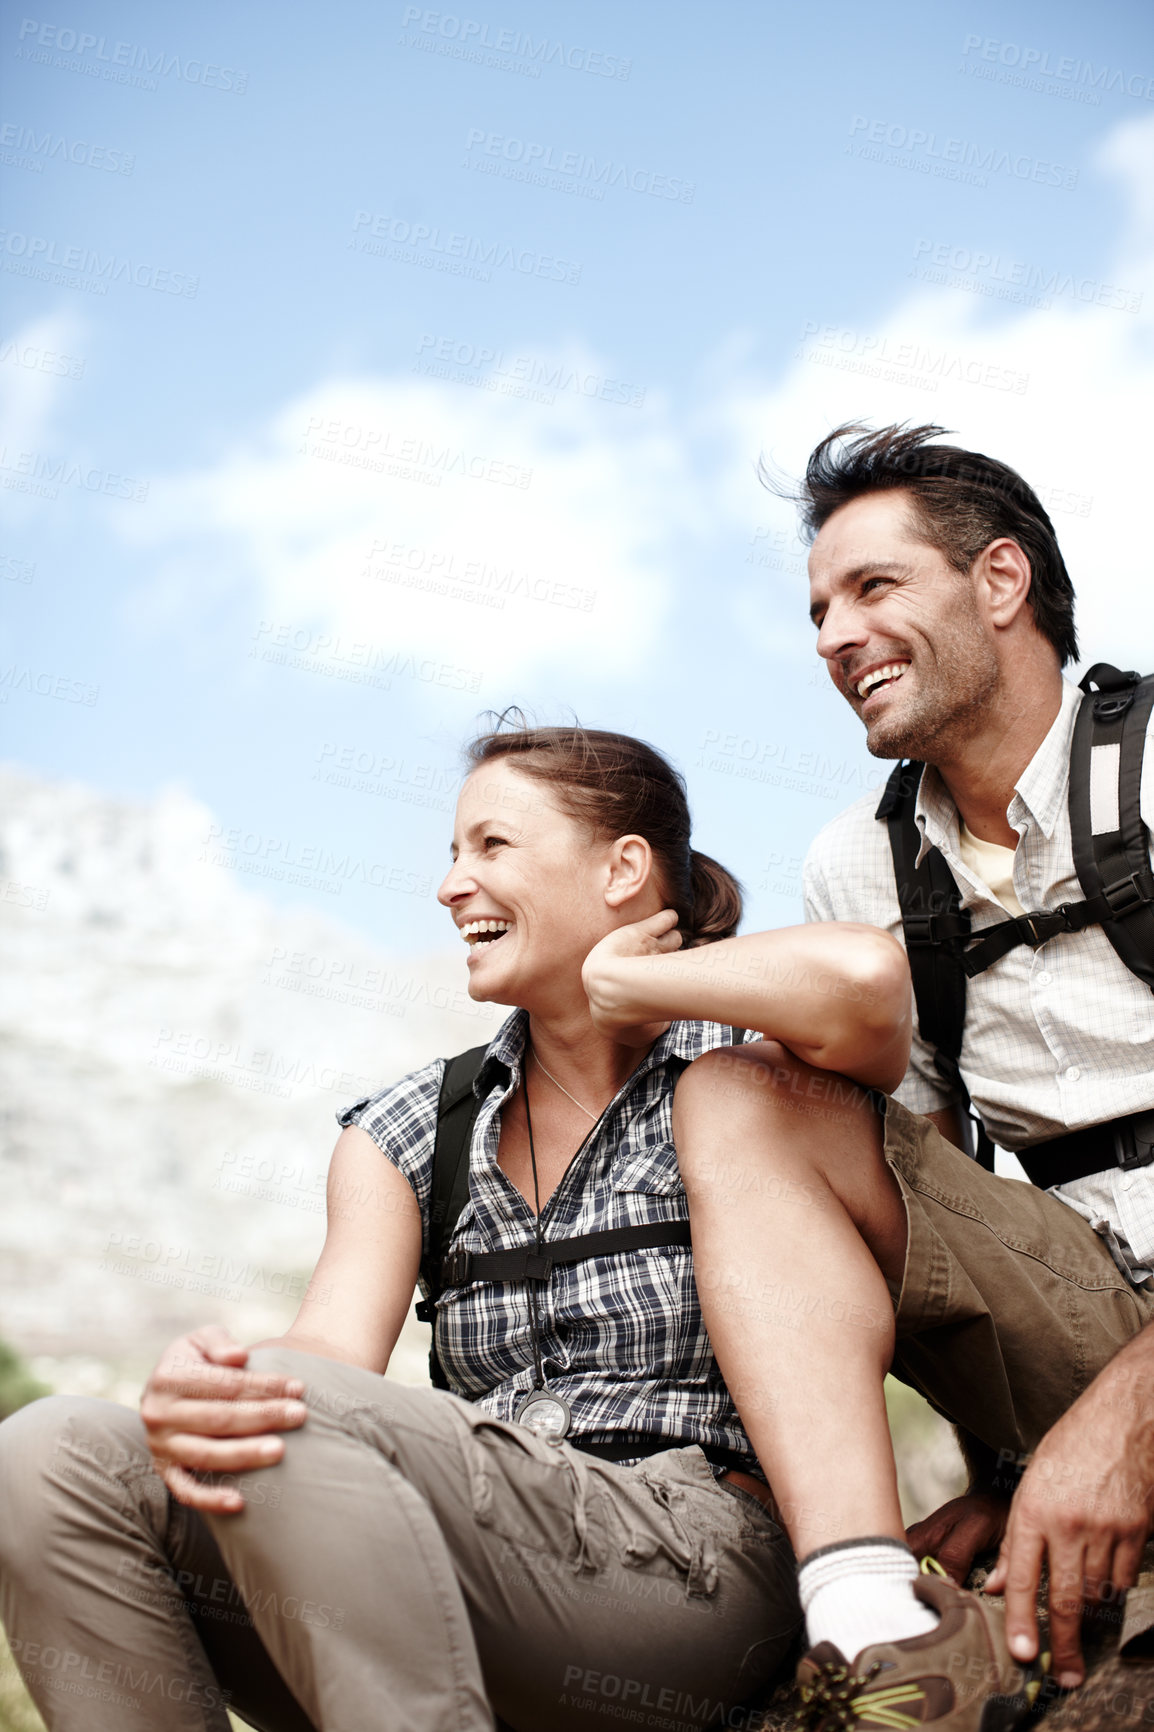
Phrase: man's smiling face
[{"left": 807, "top": 488, "right": 1000, "bottom": 763}]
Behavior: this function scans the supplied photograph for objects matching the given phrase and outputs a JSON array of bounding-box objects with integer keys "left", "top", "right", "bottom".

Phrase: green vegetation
[
  {"left": 0, "top": 1342, "right": 50, "bottom": 1731},
  {"left": 0, "top": 1341, "right": 49, "bottom": 1424},
  {"left": 885, "top": 1373, "right": 967, "bottom": 1525},
  {"left": 0, "top": 1629, "right": 45, "bottom": 1732}
]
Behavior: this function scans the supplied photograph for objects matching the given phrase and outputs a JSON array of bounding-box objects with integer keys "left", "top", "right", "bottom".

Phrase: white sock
[{"left": 798, "top": 1538, "right": 938, "bottom": 1659}]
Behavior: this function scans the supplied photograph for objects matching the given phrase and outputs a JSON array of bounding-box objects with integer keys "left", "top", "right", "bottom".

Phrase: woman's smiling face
[{"left": 437, "top": 759, "right": 626, "bottom": 1012}]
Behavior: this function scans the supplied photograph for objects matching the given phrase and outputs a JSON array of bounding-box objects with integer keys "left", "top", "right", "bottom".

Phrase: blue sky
[{"left": 4, "top": 0, "right": 1154, "bottom": 949}]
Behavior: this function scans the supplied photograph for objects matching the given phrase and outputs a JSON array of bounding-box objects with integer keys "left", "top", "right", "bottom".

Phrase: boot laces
[{"left": 797, "top": 1657, "right": 927, "bottom": 1729}]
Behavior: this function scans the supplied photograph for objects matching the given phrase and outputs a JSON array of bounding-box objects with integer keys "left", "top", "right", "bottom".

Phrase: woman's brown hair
[{"left": 464, "top": 719, "right": 742, "bottom": 945}]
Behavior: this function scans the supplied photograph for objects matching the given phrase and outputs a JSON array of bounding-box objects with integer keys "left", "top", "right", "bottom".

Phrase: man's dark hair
[{"left": 772, "top": 421, "right": 1078, "bottom": 665}]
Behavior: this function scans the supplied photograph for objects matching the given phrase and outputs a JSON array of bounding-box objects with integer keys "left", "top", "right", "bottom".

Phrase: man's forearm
[{"left": 1082, "top": 1315, "right": 1154, "bottom": 1436}]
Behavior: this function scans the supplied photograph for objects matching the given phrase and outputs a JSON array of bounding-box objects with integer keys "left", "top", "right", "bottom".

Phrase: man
[{"left": 675, "top": 422, "right": 1154, "bottom": 1727}]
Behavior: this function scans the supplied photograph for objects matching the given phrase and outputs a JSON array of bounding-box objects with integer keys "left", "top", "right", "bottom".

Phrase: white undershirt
[{"left": 957, "top": 822, "right": 1026, "bottom": 918}]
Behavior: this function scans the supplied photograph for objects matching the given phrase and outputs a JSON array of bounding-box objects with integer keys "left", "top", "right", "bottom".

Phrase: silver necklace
[{"left": 531, "top": 1050, "right": 598, "bottom": 1120}]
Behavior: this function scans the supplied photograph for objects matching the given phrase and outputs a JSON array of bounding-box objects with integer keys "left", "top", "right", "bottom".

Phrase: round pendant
[{"left": 515, "top": 1390, "right": 571, "bottom": 1441}]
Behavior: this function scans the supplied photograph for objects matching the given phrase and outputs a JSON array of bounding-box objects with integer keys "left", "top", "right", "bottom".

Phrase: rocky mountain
[{"left": 0, "top": 765, "right": 502, "bottom": 1399}]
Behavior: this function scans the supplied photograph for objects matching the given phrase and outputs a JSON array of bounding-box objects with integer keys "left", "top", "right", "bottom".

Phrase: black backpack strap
[
  {"left": 1069, "top": 664, "right": 1154, "bottom": 992},
  {"left": 415, "top": 1041, "right": 700, "bottom": 1389},
  {"left": 877, "top": 762, "right": 994, "bottom": 1169},
  {"left": 876, "top": 671, "right": 1154, "bottom": 1178},
  {"left": 415, "top": 1044, "right": 489, "bottom": 1389},
  {"left": 439, "top": 1221, "right": 693, "bottom": 1290},
  {"left": 930, "top": 666, "right": 1154, "bottom": 984}
]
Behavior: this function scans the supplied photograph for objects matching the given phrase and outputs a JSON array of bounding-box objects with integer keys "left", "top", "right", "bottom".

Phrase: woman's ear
[{"left": 604, "top": 835, "right": 654, "bottom": 910}]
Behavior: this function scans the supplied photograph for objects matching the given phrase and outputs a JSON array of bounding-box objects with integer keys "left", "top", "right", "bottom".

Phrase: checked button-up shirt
[
  {"left": 803, "top": 676, "right": 1154, "bottom": 1280},
  {"left": 338, "top": 1010, "right": 766, "bottom": 1468}
]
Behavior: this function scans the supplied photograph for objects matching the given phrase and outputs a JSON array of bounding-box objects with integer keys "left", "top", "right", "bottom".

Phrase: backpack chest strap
[
  {"left": 958, "top": 875, "right": 1154, "bottom": 976},
  {"left": 425, "top": 1219, "right": 692, "bottom": 1298}
]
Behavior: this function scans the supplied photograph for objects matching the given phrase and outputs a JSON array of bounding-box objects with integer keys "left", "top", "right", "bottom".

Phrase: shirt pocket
[
  {"left": 610, "top": 1137, "right": 686, "bottom": 1201},
  {"left": 606, "top": 1140, "right": 699, "bottom": 1374}
]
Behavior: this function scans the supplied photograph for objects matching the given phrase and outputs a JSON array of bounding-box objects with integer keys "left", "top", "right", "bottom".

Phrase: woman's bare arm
[
  {"left": 140, "top": 1126, "right": 423, "bottom": 1511},
  {"left": 583, "top": 911, "right": 912, "bottom": 1092}
]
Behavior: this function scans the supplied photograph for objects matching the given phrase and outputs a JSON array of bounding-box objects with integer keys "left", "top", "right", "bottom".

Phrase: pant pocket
[{"left": 462, "top": 1422, "right": 613, "bottom": 1575}]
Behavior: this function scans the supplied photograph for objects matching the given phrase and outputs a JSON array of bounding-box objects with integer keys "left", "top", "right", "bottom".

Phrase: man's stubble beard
[
  {"left": 863, "top": 667, "right": 999, "bottom": 762},
  {"left": 859, "top": 598, "right": 1001, "bottom": 764}
]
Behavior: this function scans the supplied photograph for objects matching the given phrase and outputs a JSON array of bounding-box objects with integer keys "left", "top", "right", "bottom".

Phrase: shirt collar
[
  {"left": 1012, "top": 677, "right": 1082, "bottom": 836},
  {"left": 912, "top": 678, "right": 1081, "bottom": 864},
  {"left": 472, "top": 1007, "right": 712, "bottom": 1098}
]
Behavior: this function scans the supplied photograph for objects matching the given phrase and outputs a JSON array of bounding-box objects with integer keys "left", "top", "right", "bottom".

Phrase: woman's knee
[
  {"left": 676, "top": 1041, "right": 856, "bottom": 1151},
  {"left": 246, "top": 1346, "right": 394, "bottom": 1426},
  {"left": 0, "top": 1396, "right": 149, "bottom": 1568}
]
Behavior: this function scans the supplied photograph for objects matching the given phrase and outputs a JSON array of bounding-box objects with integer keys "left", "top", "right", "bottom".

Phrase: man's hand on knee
[{"left": 141, "top": 1326, "right": 308, "bottom": 1513}]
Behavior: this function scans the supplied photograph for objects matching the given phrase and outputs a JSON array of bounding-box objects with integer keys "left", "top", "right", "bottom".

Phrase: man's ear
[
  {"left": 979, "top": 537, "right": 1033, "bottom": 630},
  {"left": 604, "top": 835, "right": 654, "bottom": 910}
]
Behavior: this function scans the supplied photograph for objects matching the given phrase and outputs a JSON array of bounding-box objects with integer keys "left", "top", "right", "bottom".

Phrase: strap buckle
[
  {"left": 1115, "top": 1112, "right": 1154, "bottom": 1173},
  {"left": 1020, "top": 904, "right": 1079, "bottom": 947},
  {"left": 1103, "top": 870, "right": 1154, "bottom": 918},
  {"left": 1020, "top": 912, "right": 1048, "bottom": 947},
  {"left": 523, "top": 1251, "right": 554, "bottom": 1281},
  {"left": 904, "top": 913, "right": 965, "bottom": 946},
  {"left": 441, "top": 1249, "right": 472, "bottom": 1287},
  {"left": 1093, "top": 691, "right": 1136, "bottom": 722}
]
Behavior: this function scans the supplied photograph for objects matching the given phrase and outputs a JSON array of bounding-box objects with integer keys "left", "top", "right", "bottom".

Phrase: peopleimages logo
[
  {"left": 0, "top": 122, "right": 135, "bottom": 174},
  {"left": 847, "top": 116, "right": 1078, "bottom": 189},
  {"left": 961, "top": 34, "right": 1154, "bottom": 101},
  {"left": 399, "top": 7, "right": 631, "bottom": 79},
  {"left": 0, "top": 230, "right": 198, "bottom": 296},
  {"left": 350, "top": 210, "right": 582, "bottom": 286},
  {"left": 0, "top": 337, "right": 85, "bottom": 378},
  {"left": 463, "top": 129, "right": 695, "bottom": 202},
  {"left": 14, "top": 18, "right": 248, "bottom": 92},
  {"left": 910, "top": 238, "right": 1142, "bottom": 315}
]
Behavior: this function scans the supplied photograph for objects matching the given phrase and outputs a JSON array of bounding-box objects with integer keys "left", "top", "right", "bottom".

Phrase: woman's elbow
[
  {"left": 825, "top": 929, "right": 912, "bottom": 1084},
  {"left": 843, "top": 928, "right": 910, "bottom": 1028}
]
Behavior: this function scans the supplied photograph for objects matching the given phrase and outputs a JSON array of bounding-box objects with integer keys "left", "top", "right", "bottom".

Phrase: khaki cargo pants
[
  {"left": 0, "top": 1347, "right": 800, "bottom": 1732},
  {"left": 882, "top": 1096, "right": 1154, "bottom": 1457}
]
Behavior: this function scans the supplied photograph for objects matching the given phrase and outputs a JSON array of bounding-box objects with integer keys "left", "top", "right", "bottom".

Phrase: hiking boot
[{"left": 795, "top": 1570, "right": 1049, "bottom": 1729}]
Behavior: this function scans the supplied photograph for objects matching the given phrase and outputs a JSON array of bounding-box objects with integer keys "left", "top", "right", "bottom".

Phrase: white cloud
[
  {"left": 723, "top": 113, "right": 1154, "bottom": 671},
  {"left": 0, "top": 311, "right": 87, "bottom": 518},
  {"left": 113, "top": 113, "right": 1154, "bottom": 690},
  {"left": 121, "top": 350, "right": 703, "bottom": 684}
]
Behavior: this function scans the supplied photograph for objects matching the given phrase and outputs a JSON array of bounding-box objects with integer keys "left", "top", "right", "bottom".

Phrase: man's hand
[
  {"left": 582, "top": 909, "right": 682, "bottom": 1045},
  {"left": 140, "top": 1325, "right": 307, "bottom": 1513},
  {"left": 984, "top": 1384, "right": 1154, "bottom": 1689},
  {"left": 907, "top": 1490, "right": 1010, "bottom": 1586}
]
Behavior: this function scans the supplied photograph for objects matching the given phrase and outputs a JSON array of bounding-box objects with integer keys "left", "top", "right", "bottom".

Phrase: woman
[{"left": 0, "top": 724, "right": 910, "bottom": 1732}]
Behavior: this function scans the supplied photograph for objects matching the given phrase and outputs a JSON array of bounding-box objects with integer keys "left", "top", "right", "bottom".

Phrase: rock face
[{"left": 0, "top": 765, "right": 502, "bottom": 1392}]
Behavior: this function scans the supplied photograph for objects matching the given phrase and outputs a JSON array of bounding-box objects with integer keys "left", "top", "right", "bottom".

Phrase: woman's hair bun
[{"left": 686, "top": 850, "right": 742, "bottom": 945}]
